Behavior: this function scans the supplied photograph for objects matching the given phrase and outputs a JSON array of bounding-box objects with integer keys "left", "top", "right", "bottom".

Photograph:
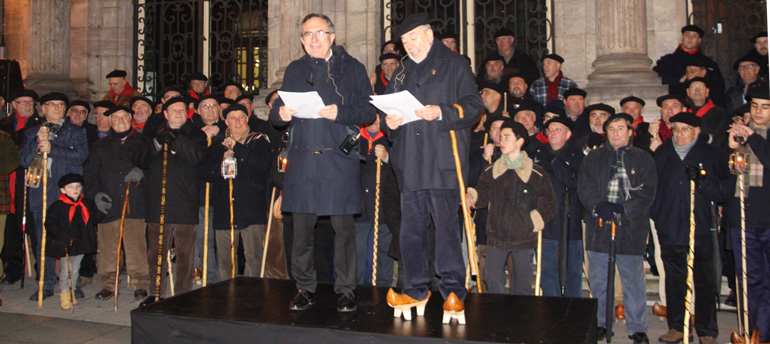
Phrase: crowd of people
[{"left": 0, "top": 11, "right": 767, "bottom": 344}]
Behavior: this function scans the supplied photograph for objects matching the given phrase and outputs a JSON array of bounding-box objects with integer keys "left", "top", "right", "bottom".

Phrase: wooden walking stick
[
  {"left": 605, "top": 217, "right": 618, "bottom": 344},
  {"left": 229, "top": 179, "right": 236, "bottom": 279},
  {"left": 114, "top": 182, "right": 131, "bottom": 311},
  {"left": 154, "top": 144, "right": 169, "bottom": 302},
  {"left": 38, "top": 151, "right": 49, "bottom": 308},
  {"left": 683, "top": 179, "right": 697, "bottom": 344},
  {"left": 372, "top": 157, "right": 381, "bottom": 286},
  {"left": 22, "top": 181, "right": 33, "bottom": 279},
  {"left": 729, "top": 149, "right": 750, "bottom": 343},
  {"left": 535, "top": 231, "right": 543, "bottom": 296},
  {"left": 260, "top": 187, "right": 277, "bottom": 278},
  {"left": 65, "top": 238, "right": 74, "bottom": 314},
  {"left": 203, "top": 137, "right": 211, "bottom": 286}
]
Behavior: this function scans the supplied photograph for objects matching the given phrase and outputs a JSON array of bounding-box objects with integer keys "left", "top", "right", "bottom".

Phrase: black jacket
[
  {"left": 533, "top": 140, "right": 585, "bottom": 241},
  {"left": 653, "top": 46, "right": 726, "bottom": 106},
  {"left": 477, "top": 49, "right": 540, "bottom": 86},
  {"left": 269, "top": 45, "right": 374, "bottom": 216},
  {"left": 716, "top": 132, "right": 770, "bottom": 229},
  {"left": 44, "top": 197, "right": 101, "bottom": 257},
  {"left": 0, "top": 111, "right": 43, "bottom": 146},
  {"left": 689, "top": 100, "right": 730, "bottom": 148},
  {"left": 355, "top": 129, "right": 392, "bottom": 224}
]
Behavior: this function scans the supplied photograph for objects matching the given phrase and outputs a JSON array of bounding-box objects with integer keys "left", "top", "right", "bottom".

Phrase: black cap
[
  {"left": 670, "top": 112, "right": 702, "bottom": 127},
  {"left": 162, "top": 97, "right": 188, "bottom": 112},
  {"left": 485, "top": 55, "right": 505, "bottom": 63},
  {"left": 542, "top": 54, "right": 564, "bottom": 64},
  {"left": 478, "top": 80, "right": 507, "bottom": 96},
  {"left": 40, "top": 92, "right": 69, "bottom": 105},
  {"left": 220, "top": 98, "right": 235, "bottom": 106},
  {"left": 513, "top": 103, "right": 540, "bottom": 117},
  {"left": 105, "top": 69, "right": 127, "bottom": 78},
  {"left": 379, "top": 53, "right": 402, "bottom": 62},
  {"left": 158, "top": 86, "right": 185, "bottom": 99},
  {"left": 234, "top": 94, "right": 253, "bottom": 104},
  {"left": 189, "top": 72, "right": 208, "bottom": 82},
  {"left": 563, "top": 88, "right": 586, "bottom": 99},
  {"left": 439, "top": 32, "right": 458, "bottom": 41},
  {"left": 752, "top": 31, "right": 767, "bottom": 43},
  {"left": 745, "top": 85, "right": 770, "bottom": 102},
  {"left": 500, "top": 119, "right": 529, "bottom": 145},
  {"left": 129, "top": 96, "right": 153, "bottom": 109},
  {"left": 543, "top": 106, "right": 567, "bottom": 119},
  {"left": 734, "top": 103, "right": 751, "bottom": 117},
  {"left": 486, "top": 114, "right": 507, "bottom": 126},
  {"left": 585, "top": 103, "right": 615, "bottom": 116},
  {"left": 10, "top": 89, "right": 39, "bottom": 102},
  {"left": 544, "top": 116, "right": 575, "bottom": 130},
  {"left": 685, "top": 76, "right": 709, "bottom": 89},
  {"left": 506, "top": 73, "right": 525, "bottom": 82},
  {"left": 67, "top": 100, "right": 91, "bottom": 113},
  {"left": 656, "top": 94, "right": 687, "bottom": 108},
  {"left": 733, "top": 54, "right": 763, "bottom": 70},
  {"left": 397, "top": 13, "right": 430, "bottom": 38},
  {"left": 494, "top": 28, "right": 514, "bottom": 39},
  {"left": 92, "top": 100, "right": 116, "bottom": 111},
  {"left": 222, "top": 104, "right": 248, "bottom": 119},
  {"left": 681, "top": 24, "right": 704, "bottom": 37},
  {"left": 264, "top": 90, "right": 278, "bottom": 106},
  {"left": 103, "top": 105, "right": 134, "bottom": 117},
  {"left": 603, "top": 113, "right": 635, "bottom": 133},
  {"left": 58, "top": 173, "right": 84, "bottom": 188},
  {"left": 684, "top": 56, "right": 707, "bottom": 68},
  {"left": 223, "top": 80, "right": 244, "bottom": 93},
  {"left": 620, "top": 96, "right": 645, "bottom": 107},
  {"left": 195, "top": 94, "right": 220, "bottom": 109}
]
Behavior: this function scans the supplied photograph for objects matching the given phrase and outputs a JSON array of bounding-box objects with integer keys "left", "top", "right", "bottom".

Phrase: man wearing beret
[
  {"left": 529, "top": 54, "right": 578, "bottom": 107},
  {"left": 717, "top": 85, "right": 770, "bottom": 342},
  {"left": 576, "top": 103, "right": 614, "bottom": 153},
  {"left": 0, "top": 90, "right": 42, "bottom": 146},
  {"left": 381, "top": 12, "right": 482, "bottom": 323},
  {"left": 477, "top": 28, "right": 539, "bottom": 86},
  {"left": 222, "top": 80, "right": 243, "bottom": 101},
  {"left": 726, "top": 55, "right": 767, "bottom": 114},
  {"left": 654, "top": 25, "right": 725, "bottom": 102},
  {"left": 66, "top": 101, "right": 98, "bottom": 146},
  {"left": 20, "top": 92, "right": 89, "bottom": 301},
  {"left": 482, "top": 56, "right": 506, "bottom": 84},
  {"left": 514, "top": 104, "right": 547, "bottom": 157},
  {"left": 188, "top": 72, "right": 211, "bottom": 100},
  {"left": 479, "top": 81, "right": 508, "bottom": 119},
  {"left": 578, "top": 113, "right": 657, "bottom": 344},
  {"left": 746, "top": 31, "right": 768, "bottom": 80},
  {"left": 651, "top": 112, "right": 721, "bottom": 344},
  {"left": 129, "top": 96, "right": 159, "bottom": 135},
  {"left": 84, "top": 106, "right": 153, "bottom": 301},
  {"left": 619, "top": 96, "right": 651, "bottom": 150},
  {"left": 102, "top": 70, "right": 142, "bottom": 107},
  {"left": 680, "top": 57, "right": 726, "bottom": 107},
  {"left": 563, "top": 88, "right": 591, "bottom": 139},
  {"left": 91, "top": 101, "right": 115, "bottom": 141},
  {"left": 373, "top": 53, "right": 402, "bottom": 95},
  {"left": 685, "top": 77, "right": 730, "bottom": 148},
  {"left": 507, "top": 73, "right": 544, "bottom": 117}
]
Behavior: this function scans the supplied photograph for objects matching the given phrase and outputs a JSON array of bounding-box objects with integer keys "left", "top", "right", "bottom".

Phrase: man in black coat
[
  {"left": 269, "top": 14, "right": 374, "bottom": 312},
  {"left": 139, "top": 97, "right": 207, "bottom": 306},
  {"left": 685, "top": 77, "right": 730, "bottom": 148},
  {"left": 83, "top": 106, "right": 153, "bottom": 301},
  {"left": 563, "top": 88, "right": 591, "bottom": 139},
  {"left": 476, "top": 28, "right": 539, "bottom": 85},
  {"left": 651, "top": 113, "right": 721, "bottom": 344},
  {"left": 381, "top": 13, "right": 483, "bottom": 323},
  {"left": 619, "top": 96, "right": 651, "bottom": 150}
]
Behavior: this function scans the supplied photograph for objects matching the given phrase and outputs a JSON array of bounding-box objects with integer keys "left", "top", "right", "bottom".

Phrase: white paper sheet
[
  {"left": 369, "top": 91, "right": 425, "bottom": 126},
  {"left": 277, "top": 91, "right": 325, "bottom": 119}
]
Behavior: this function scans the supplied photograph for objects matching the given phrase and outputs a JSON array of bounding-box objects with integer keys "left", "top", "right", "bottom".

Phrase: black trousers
[
  {"left": 282, "top": 214, "right": 335, "bottom": 282},
  {"left": 661, "top": 244, "right": 718, "bottom": 337},
  {"left": 291, "top": 213, "right": 355, "bottom": 295}
]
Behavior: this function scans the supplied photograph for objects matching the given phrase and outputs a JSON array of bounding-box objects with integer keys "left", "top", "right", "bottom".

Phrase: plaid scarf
[
  {"left": 736, "top": 123, "right": 769, "bottom": 197},
  {"left": 607, "top": 148, "right": 631, "bottom": 203},
  {"left": 544, "top": 71, "right": 563, "bottom": 105}
]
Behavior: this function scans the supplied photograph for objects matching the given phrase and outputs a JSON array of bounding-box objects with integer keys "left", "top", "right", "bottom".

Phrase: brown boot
[
  {"left": 699, "top": 336, "right": 717, "bottom": 344},
  {"left": 652, "top": 301, "right": 667, "bottom": 317},
  {"left": 442, "top": 292, "right": 465, "bottom": 325},
  {"left": 59, "top": 291, "right": 72, "bottom": 310},
  {"left": 658, "top": 329, "right": 684, "bottom": 343},
  {"left": 386, "top": 288, "right": 430, "bottom": 321}
]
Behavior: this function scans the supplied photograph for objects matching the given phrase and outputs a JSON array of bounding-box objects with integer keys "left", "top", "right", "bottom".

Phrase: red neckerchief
[
  {"left": 108, "top": 82, "right": 137, "bottom": 103},
  {"left": 535, "top": 130, "right": 549, "bottom": 144},
  {"left": 14, "top": 110, "right": 29, "bottom": 131},
  {"left": 379, "top": 71, "right": 389, "bottom": 87},
  {"left": 187, "top": 108, "right": 195, "bottom": 119},
  {"left": 58, "top": 194, "right": 90, "bottom": 225},
  {"left": 659, "top": 123, "right": 673, "bottom": 142},
  {"left": 632, "top": 116, "right": 644, "bottom": 136},
  {"left": 689, "top": 99, "right": 715, "bottom": 118},
  {"left": 132, "top": 119, "right": 146, "bottom": 130},
  {"left": 188, "top": 88, "right": 211, "bottom": 100},
  {"left": 360, "top": 127, "right": 385, "bottom": 154},
  {"left": 678, "top": 44, "right": 700, "bottom": 55},
  {"left": 544, "top": 71, "right": 563, "bottom": 104}
]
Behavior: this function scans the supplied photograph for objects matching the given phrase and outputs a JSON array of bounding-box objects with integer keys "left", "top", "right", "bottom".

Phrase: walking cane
[
  {"left": 22, "top": 182, "right": 33, "bottom": 280},
  {"left": 203, "top": 137, "right": 211, "bottom": 286},
  {"left": 65, "top": 238, "right": 74, "bottom": 314},
  {"left": 683, "top": 179, "right": 697, "bottom": 344},
  {"left": 371, "top": 157, "right": 382, "bottom": 286},
  {"left": 449, "top": 104, "right": 480, "bottom": 281},
  {"left": 114, "top": 182, "right": 131, "bottom": 311},
  {"left": 709, "top": 202, "right": 722, "bottom": 307},
  {"left": 728, "top": 150, "right": 750, "bottom": 343},
  {"left": 38, "top": 151, "right": 49, "bottom": 308},
  {"left": 154, "top": 144, "right": 169, "bottom": 302},
  {"left": 535, "top": 231, "right": 543, "bottom": 296},
  {"left": 604, "top": 217, "right": 618, "bottom": 343},
  {"left": 260, "top": 187, "right": 277, "bottom": 278},
  {"left": 229, "top": 179, "right": 235, "bottom": 279},
  {"left": 559, "top": 187, "right": 570, "bottom": 296}
]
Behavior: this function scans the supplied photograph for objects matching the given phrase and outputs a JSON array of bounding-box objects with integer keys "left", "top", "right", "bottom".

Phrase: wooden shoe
[
  {"left": 652, "top": 301, "right": 666, "bottom": 321},
  {"left": 615, "top": 304, "right": 625, "bottom": 321},
  {"left": 442, "top": 292, "right": 465, "bottom": 325},
  {"left": 386, "top": 288, "right": 430, "bottom": 321}
]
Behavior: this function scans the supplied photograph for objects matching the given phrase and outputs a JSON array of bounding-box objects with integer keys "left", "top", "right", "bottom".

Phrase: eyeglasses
[
  {"left": 689, "top": 85, "right": 706, "bottom": 90},
  {"left": 200, "top": 103, "right": 219, "bottom": 109},
  {"left": 738, "top": 64, "right": 759, "bottom": 71},
  {"left": 44, "top": 102, "right": 66, "bottom": 108},
  {"left": 14, "top": 100, "right": 34, "bottom": 106},
  {"left": 302, "top": 30, "right": 331, "bottom": 39},
  {"left": 671, "top": 126, "right": 694, "bottom": 133}
]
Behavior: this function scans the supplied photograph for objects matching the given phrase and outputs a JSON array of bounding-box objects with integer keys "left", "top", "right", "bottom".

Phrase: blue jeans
[
  {"left": 587, "top": 250, "right": 648, "bottom": 335},
  {"left": 33, "top": 210, "right": 57, "bottom": 292},
  {"left": 731, "top": 227, "right": 770, "bottom": 342},
  {"left": 355, "top": 221, "right": 394, "bottom": 286},
  {"left": 541, "top": 238, "right": 584, "bottom": 297}
]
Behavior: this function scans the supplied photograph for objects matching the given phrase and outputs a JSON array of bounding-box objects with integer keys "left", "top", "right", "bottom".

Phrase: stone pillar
[
  {"left": 86, "top": 0, "right": 134, "bottom": 101},
  {"left": 585, "top": 0, "right": 666, "bottom": 113}
]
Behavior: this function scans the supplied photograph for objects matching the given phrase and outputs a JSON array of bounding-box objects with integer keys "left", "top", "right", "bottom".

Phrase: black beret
[
  {"left": 506, "top": 73, "right": 525, "bottom": 82},
  {"left": 542, "top": 54, "right": 564, "bottom": 64},
  {"left": 397, "top": 13, "right": 430, "bottom": 38},
  {"left": 485, "top": 55, "right": 505, "bottom": 63},
  {"left": 745, "top": 85, "right": 770, "bottom": 102},
  {"left": 129, "top": 96, "right": 153, "bottom": 109},
  {"left": 67, "top": 100, "right": 91, "bottom": 113},
  {"left": 733, "top": 54, "right": 763, "bottom": 70},
  {"left": 585, "top": 103, "right": 615, "bottom": 116},
  {"left": 195, "top": 94, "right": 220, "bottom": 109},
  {"left": 545, "top": 99, "right": 565, "bottom": 110},
  {"left": 58, "top": 173, "right": 85, "bottom": 188},
  {"left": 752, "top": 31, "right": 767, "bottom": 43},
  {"left": 103, "top": 106, "right": 134, "bottom": 117},
  {"left": 105, "top": 69, "right": 127, "bottom": 78},
  {"left": 439, "top": 32, "right": 458, "bottom": 41},
  {"left": 158, "top": 86, "right": 185, "bottom": 99},
  {"left": 220, "top": 98, "right": 235, "bottom": 106},
  {"left": 381, "top": 40, "right": 400, "bottom": 52},
  {"left": 40, "top": 92, "right": 69, "bottom": 105},
  {"left": 234, "top": 94, "right": 253, "bottom": 104},
  {"left": 478, "top": 80, "right": 507, "bottom": 96},
  {"left": 189, "top": 72, "right": 208, "bottom": 82},
  {"left": 162, "top": 97, "right": 188, "bottom": 112},
  {"left": 734, "top": 103, "right": 751, "bottom": 117},
  {"left": 486, "top": 114, "right": 507, "bottom": 125},
  {"left": 620, "top": 96, "right": 645, "bottom": 107},
  {"left": 544, "top": 116, "right": 575, "bottom": 130},
  {"left": 681, "top": 24, "right": 704, "bottom": 37},
  {"left": 684, "top": 76, "right": 709, "bottom": 89},
  {"left": 513, "top": 103, "right": 540, "bottom": 117},
  {"left": 500, "top": 119, "right": 529, "bottom": 146},
  {"left": 656, "top": 94, "right": 688, "bottom": 108},
  {"left": 543, "top": 106, "right": 567, "bottom": 119},
  {"left": 563, "top": 88, "right": 587, "bottom": 99},
  {"left": 670, "top": 112, "right": 702, "bottom": 127},
  {"left": 379, "top": 53, "right": 402, "bottom": 62},
  {"left": 223, "top": 80, "right": 243, "bottom": 92},
  {"left": 684, "top": 56, "right": 707, "bottom": 68},
  {"left": 264, "top": 90, "right": 278, "bottom": 106},
  {"left": 603, "top": 113, "right": 635, "bottom": 133},
  {"left": 494, "top": 28, "right": 514, "bottom": 39},
  {"left": 92, "top": 100, "right": 116, "bottom": 111},
  {"left": 10, "top": 89, "right": 39, "bottom": 102},
  {"left": 222, "top": 104, "right": 248, "bottom": 119}
]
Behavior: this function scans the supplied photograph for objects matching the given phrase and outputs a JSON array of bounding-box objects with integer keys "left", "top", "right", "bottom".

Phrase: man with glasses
[
  {"left": 727, "top": 55, "right": 767, "bottom": 113},
  {"left": 66, "top": 100, "right": 98, "bottom": 145},
  {"left": 685, "top": 77, "right": 730, "bottom": 148}
]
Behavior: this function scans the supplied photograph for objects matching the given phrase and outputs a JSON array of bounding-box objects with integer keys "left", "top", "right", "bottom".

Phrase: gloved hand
[
  {"left": 685, "top": 165, "right": 706, "bottom": 187},
  {"left": 517, "top": 182, "right": 538, "bottom": 211},
  {"left": 124, "top": 167, "right": 144, "bottom": 183},
  {"left": 156, "top": 129, "right": 177, "bottom": 146},
  {"left": 95, "top": 192, "right": 113, "bottom": 214},
  {"left": 586, "top": 132, "right": 604, "bottom": 150},
  {"left": 594, "top": 201, "right": 624, "bottom": 221}
]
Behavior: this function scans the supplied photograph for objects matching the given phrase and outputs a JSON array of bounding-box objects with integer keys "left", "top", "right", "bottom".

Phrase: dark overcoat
[
  {"left": 534, "top": 140, "right": 585, "bottom": 241},
  {"left": 44, "top": 197, "right": 100, "bottom": 257}
]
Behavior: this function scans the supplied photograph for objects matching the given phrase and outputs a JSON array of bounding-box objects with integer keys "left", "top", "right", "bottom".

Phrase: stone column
[
  {"left": 585, "top": 0, "right": 666, "bottom": 111},
  {"left": 86, "top": 0, "right": 134, "bottom": 101}
]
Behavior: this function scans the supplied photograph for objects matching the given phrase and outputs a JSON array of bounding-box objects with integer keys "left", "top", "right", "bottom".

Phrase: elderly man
[
  {"left": 680, "top": 58, "right": 726, "bottom": 107},
  {"left": 0, "top": 90, "right": 42, "bottom": 145},
  {"left": 66, "top": 101, "right": 97, "bottom": 145},
  {"left": 619, "top": 96, "right": 650, "bottom": 149},
  {"left": 188, "top": 73, "right": 211, "bottom": 100},
  {"left": 641, "top": 95, "right": 688, "bottom": 154},
  {"left": 477, "top": 28, "right": 539, "bottom": 85},
  {"left": 381, "top": 12, "right": 482, "bottom": 324},
  {"left": 718, "top": 86, "right": 770, "bottom": 342},
  {"left": 222, "top": 80, "right": 243, "bottom": 101},
  {"left": 373, "top": 53, "right": 402, "bottom": 95},
  {"left": 482, "top": 56, "right": 506, "bottom": 84},
  {"left": 726, "top": 55, "right": 767, "bottom": 113},
  {"left": 20, "top": 92, "right": 89, "bottom": 301},
  {"left": 529, "top": 54, "right": 578, "bottom": 107},
  {"left": 746, "top": 31, "right": 768, "bottom": 80},
  {"left": 577, "top": 103, "right": 614, "bottom": 153},
  {"left": 685, "top": 77, "right": 730, "bottom": 147},
  {"left": 91, "top": 101, "right": 115, "bottom": 141},
  {"left": 651, "top": 112, "right": 721, "bottom": 344},
  {"left": 84, "top": 106, "right": 153, "bottom": 301},
  {"left": 129, "top": 96, "right": 157, "bottom": 134},
  {"left": 507, "top": 73, "right": 544, "bottom": 117},
  {"left": 102, "top": 70, "right": 142, "bottom": 107},
  {"left": 269, "top": 13, "right": 373, "bottom": 312},
  {"left": 578, "top": 113, "right": 657, "bottom": 344},
  {"left": 514, "top": 104, "right": 546, "bottom": 156}
]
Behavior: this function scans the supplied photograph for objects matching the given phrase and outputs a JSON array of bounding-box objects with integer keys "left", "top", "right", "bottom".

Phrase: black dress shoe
[
  {"left": 628, "top": 332, "right": 649, "bottom": 344},
  {"left": 289, "top": 291, "right": 316, "bottom": 311},
  {"left": 337, "top": 293, "right": 357, "bottom": 312},
  {"left": 29, "top": 289, "right": 54, "bottom": 301},
  {"left": 725, "top": 289, "right": 737, "bottom": 307},
  {"left": 134, "top": 289, "right": 149, "bottom": 300},
  {"left": 596, "top": 327, "right": 614, "bottom": 339},
  {"left": 139, "top": 296, "right": 162, "bottom": 307},
  {"left": 95, "top": 289, "right": 114, "bottom": 300}
]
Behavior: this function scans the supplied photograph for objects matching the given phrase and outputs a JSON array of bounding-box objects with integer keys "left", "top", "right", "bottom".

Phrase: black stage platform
[{"left": 131, "top": 277, "right": 597, "bottom": 343}]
